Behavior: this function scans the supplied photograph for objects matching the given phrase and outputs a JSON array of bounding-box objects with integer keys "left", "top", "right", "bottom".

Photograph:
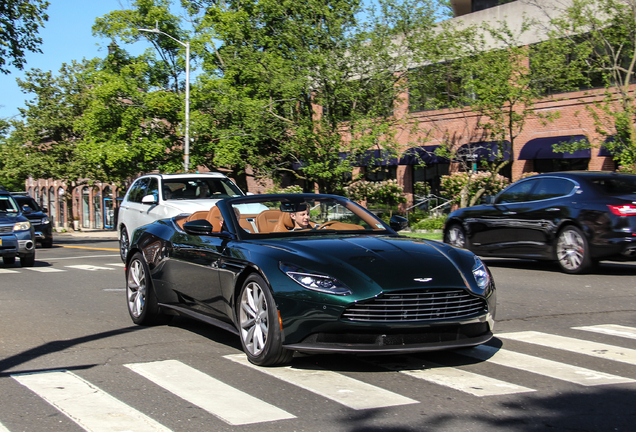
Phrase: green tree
[
  {"left": 0, "top": 0, "right": 49, "bottom": 74},
  {"left": 528, "top": 0, "right": 636, "bottom": 172}
]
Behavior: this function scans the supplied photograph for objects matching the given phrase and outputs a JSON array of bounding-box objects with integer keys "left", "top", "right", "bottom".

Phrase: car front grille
[
  {"left": 0, "top": 226, "right": 13, "bottom": 233},
  {"left": 342, "top": 288, "right": 487, "bottom": 322}
]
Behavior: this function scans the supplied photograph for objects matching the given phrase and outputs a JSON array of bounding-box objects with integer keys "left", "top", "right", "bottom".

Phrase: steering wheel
[{"left": 315, "top": 220, "right": 339, "bottom": 229}]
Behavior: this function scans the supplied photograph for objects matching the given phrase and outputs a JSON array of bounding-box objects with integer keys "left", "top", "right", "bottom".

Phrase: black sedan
[
  {"left": 125, "top": 193, "right": 496, "bottom": 366},
  {"left": 12, "top": 194, "right": 53, "bottom": 248},
  {"left": 444, "top": 171, "right": 636, "bottom": 274}
]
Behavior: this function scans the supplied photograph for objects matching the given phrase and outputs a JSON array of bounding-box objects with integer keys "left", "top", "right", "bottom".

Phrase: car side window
[
  {"left": 496, "top": 179, "right": 538, "bottom": 204},
  {"left": 127, "top": 178, "right": 150, "bottom": 203},
  {"left": 146, "top": 178, "right": 159, "bottom": 200},
  {"left": 532, "top": 178, "right": 575, "bottom": 200}
]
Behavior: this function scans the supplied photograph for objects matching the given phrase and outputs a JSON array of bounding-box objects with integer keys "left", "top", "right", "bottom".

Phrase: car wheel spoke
[{"left": 240, "top": 281, "right": 270, "bottom": 356}]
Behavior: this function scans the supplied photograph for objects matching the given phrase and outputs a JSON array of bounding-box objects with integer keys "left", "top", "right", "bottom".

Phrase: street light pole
[{"left": 138, "top": 26, "right": 191, "bottom": 172}]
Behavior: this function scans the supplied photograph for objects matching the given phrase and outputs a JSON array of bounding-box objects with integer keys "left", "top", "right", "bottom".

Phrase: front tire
[
  {"left": 41, "top": 238, "right": 53, "bottom": 248},
  {"left": 119, "top": 227, "right": 129, "bottom": 262},
  {"left": 556, "top": 226, "right": 591, "bottom": 274},
  {"left": 126, "top": 252, "right": 171, "bottom": 325},
  {"left": 20, "top": 253, "right": 35, "bottom": 267},
  {"left": 3, "top": 256, "right": 16, "bottom": 266},
  {"left": 238, "top": 274, "right": 293, "bottom": 366},
  {"left": 445, "top": 224, "right": 467, "bottom": 249}
]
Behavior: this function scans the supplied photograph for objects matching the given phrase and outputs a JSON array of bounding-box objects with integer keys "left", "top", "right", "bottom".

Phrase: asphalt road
[{"left": 0, "top": 235, "right": 635, "bottom": 432}]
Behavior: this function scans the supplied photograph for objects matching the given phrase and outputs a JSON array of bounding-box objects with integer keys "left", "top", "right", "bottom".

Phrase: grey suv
[
  {"left": 0, "top": 190, "right": 36, "bottom": 267},
  {"left": 117, "top": 173, "right": 246, "bottom": 261}
]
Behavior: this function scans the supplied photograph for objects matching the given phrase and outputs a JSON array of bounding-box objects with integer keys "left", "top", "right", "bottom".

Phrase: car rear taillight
[{"left": 608, "top": 204, "right": 636, "bottom": 216}]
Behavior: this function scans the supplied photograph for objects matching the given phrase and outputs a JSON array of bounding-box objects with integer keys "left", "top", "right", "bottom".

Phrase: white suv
[{"left": 117, "top": 173, "right": 245, "bottom": 261}]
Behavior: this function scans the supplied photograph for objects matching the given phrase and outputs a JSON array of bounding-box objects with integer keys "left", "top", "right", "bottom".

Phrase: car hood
[
  {"left": 256, "top": 235, "right": 474, "bottom": 296},
  {"left": 0, "top": 212, "right": 25, "bottom": 224}
]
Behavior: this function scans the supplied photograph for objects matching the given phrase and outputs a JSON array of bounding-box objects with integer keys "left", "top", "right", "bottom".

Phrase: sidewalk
[{"left": 56, "top": 229, "right": 119, "bottom": 240}]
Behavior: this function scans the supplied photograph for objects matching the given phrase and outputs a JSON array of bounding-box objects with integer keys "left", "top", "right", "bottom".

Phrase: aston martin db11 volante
[{"left": 125, "top": 193, "right": 496, "bottom": 366}]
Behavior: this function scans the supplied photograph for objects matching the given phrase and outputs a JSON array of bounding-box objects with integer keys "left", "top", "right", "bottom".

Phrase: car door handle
[
  {"left": 546, "top": 208, "right": 560, "bottom": 212},
  {"left": 503, "top": 211, "right": 517, "bottom": 215}
]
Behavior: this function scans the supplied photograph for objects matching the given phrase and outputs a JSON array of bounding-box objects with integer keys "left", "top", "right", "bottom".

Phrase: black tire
[
  {"left": 238, "top": 274, "right": 293, "bottom": 366},
  {"left": 126, "top": 252, "right": 172, "bottom": 325},
  {"left": 20, "top": 253, "right": 35, "bottom": 267},
  {"left": 445, "top": 224, "right": 468, "bottom": 249},
  {"left": 41, "top": 239, "right": 53, "bottom": 248},
  {"left": 3, "top": 256, "right": 16, "bottom": 266},
  {"left": 119, "top": 227, "right": 129, "bottom": 262},
  {"left": 556, "top": 226, "right": 591, "bottom": 274}
]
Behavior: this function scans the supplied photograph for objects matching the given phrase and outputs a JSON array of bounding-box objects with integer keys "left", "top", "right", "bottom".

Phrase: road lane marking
[
  {"left": 573, "top": 324, "right": 636, "bottom": 340},
  {"left": 65, "top": 265, "right": 116, "bottom": 271},
  {"left": 0, "top": 421, "right": 9, "bottom": 432},
  {"left": 126, "top": 360, "right": 295, "bottom": 425},
  {"left": 49, "top": 254, "right": 120, "bottom": 260},
  {"left": 106, "top": 263, "right": 125, "bottom": 267},
  {"left": 0, "top": 269, "right": 20, "bottom": 274},
  {"left": 59, "top": 245, "right": 119, "bottom": 251},
  {"left": 225, "top": 354, "right": 418, "bottom": 410},
  {"left": 12, "top": 370, "right": 172, "bottom": 432},
  {"left": 499, "top": 331, "right": 636, "bottom": 366},
  {"left": 368, "top": 356, "right": 535, "bottom": 397},
  {"left": 26, "top": 267, "right": 65, "bottom": 273},
  {"left": 456, "top": 345, "right": 634, "bottom": 386}
]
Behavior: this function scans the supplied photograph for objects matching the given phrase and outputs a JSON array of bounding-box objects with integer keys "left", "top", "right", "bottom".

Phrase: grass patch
[{"left": 400, "top": 232, "right": 444, "bottom": 240}]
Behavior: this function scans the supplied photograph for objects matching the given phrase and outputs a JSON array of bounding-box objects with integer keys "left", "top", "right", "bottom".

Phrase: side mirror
[
  {"left": 389, "top": 215, "right": 409, "bottom": 232},
  {"left": 22, "top": 206, "right": 32, "bottom": 214},
  {"left": 141, "top": 194, "right": 158, "bottom": 205},
  {"left": 184, "top": 219, "right": 214, "bottom": 235},
  {"left": 42, "top": 207, "right": 48, "bottom": 213}
]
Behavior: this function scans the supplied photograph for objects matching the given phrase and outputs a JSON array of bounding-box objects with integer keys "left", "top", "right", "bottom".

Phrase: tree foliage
[{"left": 0, "top": 0, "right": 49, "bottom": 74}]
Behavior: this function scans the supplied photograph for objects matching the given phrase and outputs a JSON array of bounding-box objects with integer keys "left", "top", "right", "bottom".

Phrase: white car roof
[{"left": 151, "top": 173, "right": 229, "bottom": 179}]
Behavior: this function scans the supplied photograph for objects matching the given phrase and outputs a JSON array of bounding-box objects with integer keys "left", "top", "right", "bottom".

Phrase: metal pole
[
  {"left": 138, "top": 27, "right": 191, "bottom": 172},
  {"left": 184, "top": 41, "right": 190, "bottom": 172}
]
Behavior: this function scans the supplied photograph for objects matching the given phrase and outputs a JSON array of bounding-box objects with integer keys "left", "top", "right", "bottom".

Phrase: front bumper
[{"left": 0, "top": 234, "right": 35, "bottom": 257}]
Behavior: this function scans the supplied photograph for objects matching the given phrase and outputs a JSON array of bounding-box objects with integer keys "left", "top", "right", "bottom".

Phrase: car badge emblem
[{"left": 414, "top": 278, "right": 433, "bottom": 283}]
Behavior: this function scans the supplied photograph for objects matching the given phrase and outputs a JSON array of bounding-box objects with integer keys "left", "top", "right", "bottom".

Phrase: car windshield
[
  {"left": 0, "top": 195, "right": 20, "bottom": 213},
  {"left": 15, "top": 197, "right": 41, "bottom": 211},
  {"left": 227, "top": 195, "right": 389, "bottom": 236},
  {"left": 163, "top": 177, "right": 243, "bottom": 200}
]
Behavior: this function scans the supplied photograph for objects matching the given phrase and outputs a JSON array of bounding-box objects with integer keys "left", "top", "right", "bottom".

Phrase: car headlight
[
  {"left": 472, "top": 257, "right": 491, "bottom": 291},
  {"left": 280, "top": 263, "right": 352, "bottom": 296},
  {"left": 13, "top": 221, "right": 31, "bottom": 232},
  {"left": 42, "top": 217, "right": 50, "bottom": 225}
]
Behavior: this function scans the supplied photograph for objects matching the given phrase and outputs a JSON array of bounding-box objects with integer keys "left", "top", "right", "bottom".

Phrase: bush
[
  {"left": 440, "top": 171, "right": 509, "bottom": 206},
  {"left": 410, "top": 215, "right": 447, "bottom": 231},
  {"left": 265, "top": 184, "right": 304, "bottom": 194},
  {"left": 344, "top": 179, "right": 406, "bottom": 206}
]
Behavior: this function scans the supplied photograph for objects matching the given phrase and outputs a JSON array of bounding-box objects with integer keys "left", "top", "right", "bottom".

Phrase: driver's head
[{"left": 290, "top": 203, "right": 310, "bottom": 229}]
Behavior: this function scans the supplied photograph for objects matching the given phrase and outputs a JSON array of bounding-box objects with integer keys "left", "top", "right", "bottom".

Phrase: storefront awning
[
  {"left": 399, "top": 146, "right": 449, "bottom": 165},
  {"left": 518, "top": 135, "right": 590, "bottom": 160},
  {"left": 457, "top": 141, "right": 511, "bottom": 162}
]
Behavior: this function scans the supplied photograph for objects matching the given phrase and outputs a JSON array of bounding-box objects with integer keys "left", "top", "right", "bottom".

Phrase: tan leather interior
[
  {"left": 256, "top": 209, "right": 281, "bottom": 233},
  {"left": 273, "top": 212, "right": 294, "bottom": 232}
]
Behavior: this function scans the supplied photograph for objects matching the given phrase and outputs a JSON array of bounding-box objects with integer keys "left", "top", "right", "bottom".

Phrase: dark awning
[
  {"left": 518, "top": 135, "right": 590, "bottom": 160},
  {"left": 348, "top": 149, "right": 398, "bottom": 167},
  {"left": 598, "top": 135, "right": 617, "bottom": 157},
  {"left": 399, "top": 146, "right": 449, "bottom": 165},
  {"left": 457, "top": 141, "right": 511, "bottom": 162}
]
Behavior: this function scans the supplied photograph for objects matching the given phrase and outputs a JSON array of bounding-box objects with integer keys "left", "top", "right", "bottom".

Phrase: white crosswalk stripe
[
  {"left": 0, "top": 269, "right": 20, "bottom": 274},
  {"left": 225, "top": 354, "right": 418, "bottom": 409},
  {"left": 367, "top": 356, "right": 535, "bottom": 397},
  {"left": 65, "top": 264, "right": 116, "bottom": 271},
  {"left": 126, "top": 360, "right": 295, "bottom": 425},
  {"left": 455, "top": 344, "right": 635, "bottom": 386},
  {"left": 4, "top": 324, "right": 636, "bottom": 431},
  {"left": 12, "top": 370, "right": 172, "bottom": 432},
  {"left": 25, "top": 267, "right": 65, "bottom": 272},
  {"left": 574, "top": 324, "right": 636, "bottom": 340},
  {"left": 106, "top": 263, "right": 125, "bottom": 267},
  {"left": 499, "top": 330, "right": 636, "bottom": 366}
]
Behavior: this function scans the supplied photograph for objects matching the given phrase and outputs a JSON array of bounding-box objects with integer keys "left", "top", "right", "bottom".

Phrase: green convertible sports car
[{"left": 125, "top": 193, "right": 496, "bottom": 366}]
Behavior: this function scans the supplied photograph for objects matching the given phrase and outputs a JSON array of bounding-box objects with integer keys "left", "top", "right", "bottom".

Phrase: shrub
[
  {"left": 411, "top": 215, "right": 447, "bottom": 231},
  {"left": 440, "top": 171, "right": 509, "bottom": 207},
  {"left": 344, "top": 179, "right": 406, "bottom": 206}
]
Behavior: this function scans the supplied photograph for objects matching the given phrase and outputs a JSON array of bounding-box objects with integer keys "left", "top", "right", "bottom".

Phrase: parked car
[
  {"left": 124, "top": 193, "right": 496, "bottom": 366},
  {"left": 117, "top": 173, "right": 247, "bottom": 261},
  {"left": 444, "top": 171, "right": 636, "bottom": 273},
  {"left": 0, "top": 191, "right": 36, "bottom": 267},
  {"left": 12, "top": 194, "right": 53, "bottom": 248}
]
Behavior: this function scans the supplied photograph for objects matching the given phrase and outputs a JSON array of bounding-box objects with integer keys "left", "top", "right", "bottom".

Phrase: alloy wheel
[
  {"left": 239, "top": 281, "right": 269, "bottom": 356},
  {"left": 556, "top": 228, "right": 586, "bottom": 272},
  {"left": 127, "top": 258, "right": 147, "bottom": 319},
  {"left": 447, "top": 225, "right": 466, "bottom": 248}
]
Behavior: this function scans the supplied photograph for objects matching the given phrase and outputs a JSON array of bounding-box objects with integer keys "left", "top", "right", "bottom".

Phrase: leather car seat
[{"left": 256, "top": 209, "right": 281, "bottom": 233}]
